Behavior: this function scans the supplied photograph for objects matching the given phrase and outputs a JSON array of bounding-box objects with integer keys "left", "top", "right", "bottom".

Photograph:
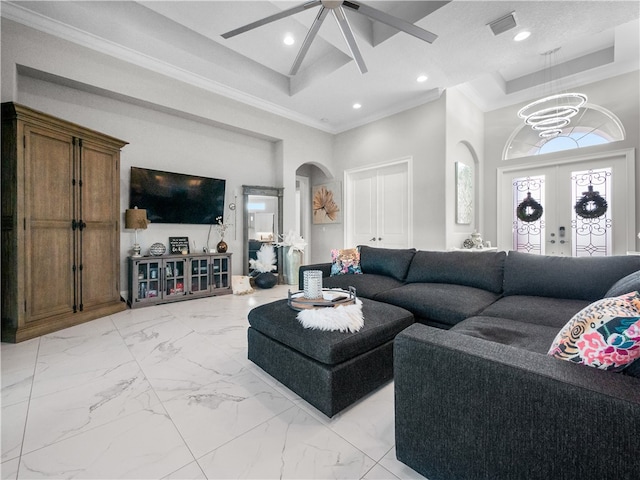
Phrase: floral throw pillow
[
  {"left": 548, "top": 291, "right": 640, "bottom": 371},
  {"left": 330, "top": 248, "right": 362, "bottom": 276}
]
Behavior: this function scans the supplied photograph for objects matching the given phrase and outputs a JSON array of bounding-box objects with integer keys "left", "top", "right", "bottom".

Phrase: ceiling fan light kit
[{"left": 221, "top": 0, "right": 438, "bottom": 76}]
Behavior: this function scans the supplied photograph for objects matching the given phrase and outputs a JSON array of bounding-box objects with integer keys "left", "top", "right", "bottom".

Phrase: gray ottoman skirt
[{"left": 248, "top": 298, "right": 414, "bottom": 417}]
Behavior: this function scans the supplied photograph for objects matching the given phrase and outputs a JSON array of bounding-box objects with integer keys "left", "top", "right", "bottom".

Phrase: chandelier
[{"left": 517, "top": 48, "right": 588, "bottom": 139}]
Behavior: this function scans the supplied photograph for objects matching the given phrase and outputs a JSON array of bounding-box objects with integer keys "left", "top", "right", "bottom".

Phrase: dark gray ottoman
[{"left": 247, "top": 298, "right": 414, "bottom": 417}]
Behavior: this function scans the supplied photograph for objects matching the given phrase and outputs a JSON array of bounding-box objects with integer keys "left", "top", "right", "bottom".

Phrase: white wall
[
  {"left": 324, "top": 96, "right": 448, "bottom": 263},
  {"left": 1, "top": 19, "right": 334, "bottom": 295},
  {"left": 4, "top": 17, "right": 638, "bottom": 289},
  {"left": 444, "top": 87, "right": 485, "bottom": 249},
  {"left": 483, "top": 71, "right": 640, "bottom": 251}
]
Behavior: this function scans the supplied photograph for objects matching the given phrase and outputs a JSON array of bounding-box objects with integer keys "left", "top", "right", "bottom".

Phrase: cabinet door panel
[
  {"left": 27, "top": 127, "right": 74, "bottom": 221},
  {"left": 80, "top": 142, "right": 120, "bottom": 308},
  {"left": 81, "top": 225, "right": 118, "bottom": 309},
  {"left": 24, "top": 127, "right": 76, "bottom": 322},
  {"left": 28, "top": 227, "right": 75, "bottom": 321},
  {"left": 81, "top": 143, "right": 117, "bottom": 222}
]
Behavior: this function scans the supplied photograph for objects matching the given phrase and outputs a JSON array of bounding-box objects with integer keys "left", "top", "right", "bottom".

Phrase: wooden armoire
[{"left": 1, "top": 103, "right": 128, "bottom": 342}]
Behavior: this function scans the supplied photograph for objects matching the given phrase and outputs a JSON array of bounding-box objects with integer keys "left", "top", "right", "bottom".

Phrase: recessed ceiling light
[
  {"left": 283, "top": 34, "right": 295, "bottom": 46},
  {"left": 353, "top": 103, "right": 362, "bottom": 110},
  {"left": 416, "top": 74, "right": 428, "bottom": 83},
  {"left": 513, "top": 31, "right": 531, "bottom": 42}
]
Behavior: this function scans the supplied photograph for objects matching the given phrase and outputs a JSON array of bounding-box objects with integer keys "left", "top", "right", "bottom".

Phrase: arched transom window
[{"left": 503, "top": 105, "right": 625, "bottom": 160}]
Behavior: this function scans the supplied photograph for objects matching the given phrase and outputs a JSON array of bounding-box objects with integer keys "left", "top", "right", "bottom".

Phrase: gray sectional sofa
[{"left": 299, "top": 246, "right": 640, "bottom": 479}]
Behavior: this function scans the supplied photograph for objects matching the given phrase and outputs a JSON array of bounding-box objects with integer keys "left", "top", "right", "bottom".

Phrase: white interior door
[
  {"left": 497, "top": 150, "right": 636, "bottom": 256},
  {"left": 346, "top": 159, "right": 412, "bottom": 249}
]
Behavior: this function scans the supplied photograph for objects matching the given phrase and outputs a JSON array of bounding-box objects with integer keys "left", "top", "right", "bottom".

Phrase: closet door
[
  {"left": 346, "top": 159, "right": 412, "bottom": 249},
  {"left": 24, "top": 125, "right": 76, "bottom": 322}
]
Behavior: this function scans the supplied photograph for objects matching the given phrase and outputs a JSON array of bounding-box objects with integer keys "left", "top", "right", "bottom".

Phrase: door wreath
[
  {"left": 516, "top": 192, "right": 544, "bottom": 223},
  {"left": 574, "top": 185, "right": 608, "bottom": 219}
]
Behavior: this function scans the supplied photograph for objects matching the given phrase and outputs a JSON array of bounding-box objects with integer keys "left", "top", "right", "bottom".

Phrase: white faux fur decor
[
  {"left": 232, "top": 275, "right": 253, "bottom": 295},
  {"left": 296, "top": 300, "right": 364, "bottom": 333}
]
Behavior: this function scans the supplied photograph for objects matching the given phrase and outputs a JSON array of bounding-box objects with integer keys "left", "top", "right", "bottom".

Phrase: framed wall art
[
  {"left": 312, "top": 182, "right": 342, "bottom": 224},
  {"left": 456, "top": 161, "right": 473, "bottom": 225}
]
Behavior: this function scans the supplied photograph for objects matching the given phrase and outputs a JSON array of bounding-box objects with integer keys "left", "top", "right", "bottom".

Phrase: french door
[
  {"left": 345, "top": 158, "right": 412, "bottom": 249},
  {"left": 497, "top": 149, "right": 636, "bottom": 256}
]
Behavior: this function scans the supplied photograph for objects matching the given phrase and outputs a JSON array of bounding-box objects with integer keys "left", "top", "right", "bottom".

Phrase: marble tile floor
[{"left": 1, "top": 286, "right": 427, "bottom": 480}]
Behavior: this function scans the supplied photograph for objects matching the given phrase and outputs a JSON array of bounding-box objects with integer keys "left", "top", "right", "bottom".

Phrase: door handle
[{"left": 369, "top": 237, "right": 376, "bottom": 241}]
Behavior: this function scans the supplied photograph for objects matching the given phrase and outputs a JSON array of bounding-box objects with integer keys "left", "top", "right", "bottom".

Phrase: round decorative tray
[
  {"left": 149, "top": 242, "right": 166, "bottom": 256},
  {"left": 288, "top": 287, "right": 357, "bottom": 311}
]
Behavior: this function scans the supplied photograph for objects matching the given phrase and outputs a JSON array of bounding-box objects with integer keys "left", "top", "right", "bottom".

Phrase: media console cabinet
[{"left": 128, "top": 253, "right": 232, "bottom": 308}]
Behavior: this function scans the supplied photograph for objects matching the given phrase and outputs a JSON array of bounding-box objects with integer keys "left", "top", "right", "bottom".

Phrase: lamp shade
[{"left": 125, "top": 208, "right": 150, "bottom": 230}]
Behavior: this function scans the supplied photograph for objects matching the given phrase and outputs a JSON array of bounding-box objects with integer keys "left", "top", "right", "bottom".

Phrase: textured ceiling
[{"left": 4, "top": 1, "right": 639, "bottom": 133}]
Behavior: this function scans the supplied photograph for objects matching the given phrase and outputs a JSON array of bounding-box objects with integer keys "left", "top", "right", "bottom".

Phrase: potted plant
[{"left": 249, "top": 244, "right": 278, "bottom": 289}]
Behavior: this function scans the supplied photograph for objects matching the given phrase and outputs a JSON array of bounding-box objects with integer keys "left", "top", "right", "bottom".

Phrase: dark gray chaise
[{"left": 300, "top": 246, "right": 640, "bottom": 479}]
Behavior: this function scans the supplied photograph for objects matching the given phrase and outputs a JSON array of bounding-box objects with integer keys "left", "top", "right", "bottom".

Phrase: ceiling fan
[{"left": 221, "top": 0, "right": 438, "bottom": 75}]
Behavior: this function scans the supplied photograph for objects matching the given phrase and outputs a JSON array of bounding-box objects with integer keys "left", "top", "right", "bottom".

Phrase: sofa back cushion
[
  {"left": 503, "top": 251, "right": 640, "bottom": 301},
  {"left": 605, "top": 270, "right": 640, "bottom": 298},
  {"left": 405, "top": 250, "right": 506, "bottom": 294},
  {"left": 359, "top": 245, "right": 416, "bottom": 282}
]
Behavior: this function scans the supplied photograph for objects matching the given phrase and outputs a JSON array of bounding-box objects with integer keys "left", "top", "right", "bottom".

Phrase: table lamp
[{"left": 125, "top": 207, "right": 150, "bottom": 257}]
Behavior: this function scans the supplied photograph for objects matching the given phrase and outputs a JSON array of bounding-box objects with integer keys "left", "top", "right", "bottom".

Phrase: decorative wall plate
[{"left": 149, "top": 242, "right": 166, "bottom": 256}]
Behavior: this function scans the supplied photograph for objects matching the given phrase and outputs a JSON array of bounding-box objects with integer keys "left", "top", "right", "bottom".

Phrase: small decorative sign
[{"left": 169, "top": 237, "right": 190, "bottom": 254}]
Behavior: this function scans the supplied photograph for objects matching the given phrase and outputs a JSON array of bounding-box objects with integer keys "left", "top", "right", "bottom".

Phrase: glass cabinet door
[
  {"left": 211, "top": 256, "right": 230, "bottom": 289},
  {"left": 136, "top": 260, "right": 161, "bottom": 302},
  {"left": 190, "top": 257, "right": 210, "bottom": 295},
  {"left": 164, "top": 259, "right": 186, "bottom": 298}
]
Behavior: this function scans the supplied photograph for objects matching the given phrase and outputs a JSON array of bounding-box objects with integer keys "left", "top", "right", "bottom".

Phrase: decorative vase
[
  {"left": 216, "top": 239, "right": 228, "bottom": 253},
  {"left": 254, "top": 272, "right": 277, "bottom": 289},
  {"left": 283, "top": 246, "right": 302, "bottom": 286},
  {"left": 471, "top": 231, "right": 483, "bottom": 249}
]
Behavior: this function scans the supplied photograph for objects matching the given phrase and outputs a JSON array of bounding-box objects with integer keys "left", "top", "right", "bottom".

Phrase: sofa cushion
[
  {"left": 480, "top": 295, "right": 591, "bottom": 329},
  {"left": 322, "top": 273, "right": 404, "bottom": 300},
  {"left": 375, "top": 283, "right": 501, "bottom": 327},
  {"left": 503, "top": 251, "right": 640, "bottom": 301},
  {"left": 451, "top": 316, "right": 560, "bottom": 354},
  {"left": 605, "top": 269, "right": 640, "bottom": 298},
  {"left": 359, "top": 245, "right": 416, "bottom": 282},
  {"left": 624, "top": 358, "right": 640, "bottom": 378},
  {"left": 330, "top": 248, "right": 362, "bottom": 276},
  {"left": 405, "top": 250, "right": 506, "bottom": 294},
  {"left": 548, "top": 291, "right": 640, "bottom": 371}
]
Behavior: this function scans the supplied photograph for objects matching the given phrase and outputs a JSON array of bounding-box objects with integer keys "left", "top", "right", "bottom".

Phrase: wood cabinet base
[{"left": 1, "top": 301, "right": 126, "bottom": 343}]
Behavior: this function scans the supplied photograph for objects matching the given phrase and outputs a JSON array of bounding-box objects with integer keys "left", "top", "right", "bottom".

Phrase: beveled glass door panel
[
  {"left": 165, "top": 258, "right": 186, "bottom": 297},
  {"left": 211, "top": 256, "right": 231, "bottom": 290},
  {"left": 190, "top": 257, "right": 211, "bottom": 295},
  {"left": 498, "top": 151, "right": 634, "bottom": 256}
]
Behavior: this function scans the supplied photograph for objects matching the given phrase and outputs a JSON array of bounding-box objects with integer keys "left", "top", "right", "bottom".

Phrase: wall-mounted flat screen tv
[{"left": 129, "top": 167, "right": 226, "bottom": 224}]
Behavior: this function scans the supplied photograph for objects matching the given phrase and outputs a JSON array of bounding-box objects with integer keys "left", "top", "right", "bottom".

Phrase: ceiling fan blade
[
  {"left": 221, "top": 0, "right": 321, "bottom": 39},
  {"left": 289, "top": 6, "right": 329, "bottom": 76},
  {"left": 343, "top": 1, "right": 438, "bottom": 44},
  {"left": 333, "top": 6, "right": 367, "bottom": 74}
]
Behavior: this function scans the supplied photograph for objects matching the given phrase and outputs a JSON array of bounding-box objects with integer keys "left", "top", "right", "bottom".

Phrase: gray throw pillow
[
  {"left": 359, "top": 245, "right": 416, "bottom": 282},
  {"left": 605, "top": 269, "right": 640, "bottom": 298}
]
